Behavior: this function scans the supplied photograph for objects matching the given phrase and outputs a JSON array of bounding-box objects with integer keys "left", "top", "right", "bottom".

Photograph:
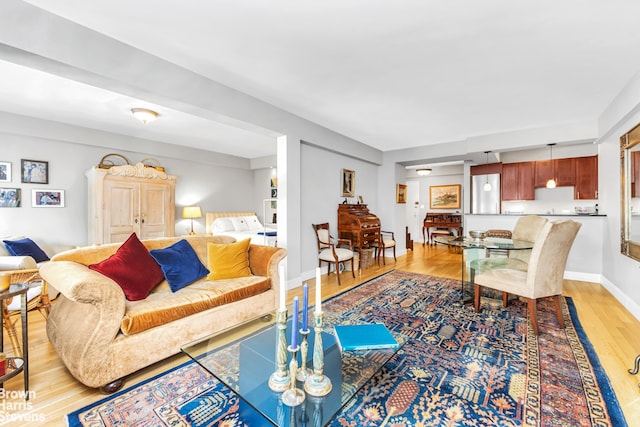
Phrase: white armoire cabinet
[{"left": 86, "top": 163, "right": 177, "bottom": 244}]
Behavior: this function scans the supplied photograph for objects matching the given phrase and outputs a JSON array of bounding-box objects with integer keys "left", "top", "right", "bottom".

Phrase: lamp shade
[{"left": 182, "top": 206, "right": 202, "bottom": 219}]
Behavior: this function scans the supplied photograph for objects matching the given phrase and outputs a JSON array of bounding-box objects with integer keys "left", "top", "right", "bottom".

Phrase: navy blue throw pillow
[
  {"left": 150, "top": 240, "right": 209, "bottom": 292},
  {"left": 3, "top": 238, "right": 50, "bottom": 263}
]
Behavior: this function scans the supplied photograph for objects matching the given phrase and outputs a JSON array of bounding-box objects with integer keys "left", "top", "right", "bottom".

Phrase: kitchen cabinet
[
  {"left": 501, "top": 161, "right": 535, "bottom": 200},
  {"left": 574, "top": 155, "right": 598, "bottom": 200},
  {"left": 86, "top": 164, "right": 177, "bottom": 244},
  {"left": 534, "top": 158, "right": 575, "bottom": 188}
]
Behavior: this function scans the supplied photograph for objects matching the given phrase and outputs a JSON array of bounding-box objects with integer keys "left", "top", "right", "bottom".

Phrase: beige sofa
[{"left": 40, "top": 235, "right": 286, "bottom": 392}]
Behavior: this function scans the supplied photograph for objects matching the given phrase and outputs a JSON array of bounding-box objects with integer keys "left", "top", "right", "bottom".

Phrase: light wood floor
[{"left": 3, "top": 243, "right": 640, "bottom": 426}]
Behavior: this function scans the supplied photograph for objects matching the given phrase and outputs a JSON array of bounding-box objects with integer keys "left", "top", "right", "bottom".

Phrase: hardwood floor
[{"left": 3, "top": 243, "right": 639, "bottom": 426}]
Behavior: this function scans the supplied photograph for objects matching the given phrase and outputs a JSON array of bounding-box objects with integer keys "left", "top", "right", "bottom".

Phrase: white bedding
[{"left": 207, "top": 213, "right": 277, "bottom": 246}]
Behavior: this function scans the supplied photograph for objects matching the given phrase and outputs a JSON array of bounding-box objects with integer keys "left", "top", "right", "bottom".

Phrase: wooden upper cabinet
[
  {"left": 575, "top": 155, "right": 598, "bottom": 200},
  {"left": 502, "top": 161, "right": 535, "bottom": 201},
  {"left": 534, "top": 158, "right": 575, "bottom": 188},
  {"left": 470, "top": 163, "right": 502, "bottom": 176}
]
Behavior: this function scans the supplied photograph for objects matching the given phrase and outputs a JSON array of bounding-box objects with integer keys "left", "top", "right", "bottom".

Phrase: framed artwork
[
  {"left": 21, "top": 159, "right": 49, "bottom": 184},
  {"left": 430, "top": 184, "right": 461, "bottom": 209},
  {"left": 0, "top": 188, "right": 21, "bottom": 207},
  {"left": 0, "top": 162, "right": 11, "bottom": 183},
  {"left": 396, "top": 184, "right": 407, "bottom": 204},
  {"left": 32, "top": 189, "right": 65, "bottom": 207},
  {"left": 341, "top": 169, "right": 355, "bottom": 197}
]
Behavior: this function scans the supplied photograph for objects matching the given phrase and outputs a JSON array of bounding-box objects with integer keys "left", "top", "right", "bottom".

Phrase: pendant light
[
  {"left": 546, "top": 143, "right": 557, "bottom": 189},
  {"left": 483, "top": 151, "right": 492, "bottom": 191}
]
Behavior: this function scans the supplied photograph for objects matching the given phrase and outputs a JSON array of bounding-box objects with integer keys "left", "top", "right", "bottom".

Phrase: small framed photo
[
  {"left": 32, "top": 189, "right": 64, "bottom": 207},
  {"left": 0, "top": 162, "right": 11, "bottom": 183},
  {"left": 396, "top": 184, "right": 407, "bottom": 204},
  {"left": 0, "top": 188, "right": 21, "bottom": 207},
  {"left": 341, "top": 169, "right": 355, "bottom": 197},
  {"left": 21, "top": 159, "right": 49, "bottom": 184}
]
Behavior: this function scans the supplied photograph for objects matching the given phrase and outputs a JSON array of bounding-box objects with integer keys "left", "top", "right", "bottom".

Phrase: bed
[{"left": 205, "top": 211, "right": 278, "bottom": 246}]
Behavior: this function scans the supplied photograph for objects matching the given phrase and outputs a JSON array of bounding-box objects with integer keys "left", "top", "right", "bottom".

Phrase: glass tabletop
[
  {"left": 434, "top": 235, "right": 534, "bottom": 250},
  {"left": 182, "top": 313, "right": 406, "bottom": 426}
]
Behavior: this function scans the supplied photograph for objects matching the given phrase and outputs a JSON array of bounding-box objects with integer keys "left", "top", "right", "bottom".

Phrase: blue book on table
[{"left": 334, "top": 323, "right": 398, "bottom": 351}]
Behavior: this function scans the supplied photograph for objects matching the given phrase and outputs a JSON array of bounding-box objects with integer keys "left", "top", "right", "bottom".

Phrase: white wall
[{"left": 0, "top": 132, "right": 258, "bottom": 246}]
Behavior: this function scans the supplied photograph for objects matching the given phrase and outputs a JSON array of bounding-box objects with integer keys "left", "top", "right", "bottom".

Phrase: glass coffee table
[{"left": 182, "top": 313, "right": 406, "bottom": 426}]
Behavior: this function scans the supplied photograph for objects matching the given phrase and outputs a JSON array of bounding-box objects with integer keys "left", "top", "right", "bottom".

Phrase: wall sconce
[
  {"left": 182, "top": 206, "right": 202, "bottom": 235},
  {"left": 131, "top": 108, "right": 159, "bottom": 125}
]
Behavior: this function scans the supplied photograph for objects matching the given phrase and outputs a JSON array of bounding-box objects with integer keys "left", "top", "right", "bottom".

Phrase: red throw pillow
[{"left": 89, "top": 233, "right": 164, "bottom": 301}]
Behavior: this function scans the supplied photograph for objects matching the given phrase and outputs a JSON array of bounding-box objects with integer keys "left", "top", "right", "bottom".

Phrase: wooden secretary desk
[{"left": 337, "top": 204, "right": 381, "bottom": 254}]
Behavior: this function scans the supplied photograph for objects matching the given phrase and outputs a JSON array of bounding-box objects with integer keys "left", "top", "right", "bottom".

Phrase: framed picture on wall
[
  {"left": 341, "top": 169, "right": 355, "bottom": 197},
  {"left": 430, "top": 184, "right": 461, "bottom": 209},
  {"left": 0, "top": 162, "right": 11, "bottom": 183},
  {"left": 396, "top": 184, "right": 407, "bottom": 203},
  {"left": 21, "top": 159, "right": 49, "bottom": 184},
  {"left": 32, "top": 189, "right": 65, "bottom": 207},
  {"left": 0, "top": 187, "right": 21, "bottom": 207}
]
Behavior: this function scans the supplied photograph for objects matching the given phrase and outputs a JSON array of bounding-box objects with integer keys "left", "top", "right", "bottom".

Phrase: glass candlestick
[
  {"left": 304, "top": 311, "right": 332, "bottom": 396},
  {"left": 282, "top": 344, "right": 305, "bottom": 406},
  {"left": 296, "top": 328, "right": 313, "bottom": 382},
  {"left": 269, "top": 309, "right": 291, "bottom": 392}
]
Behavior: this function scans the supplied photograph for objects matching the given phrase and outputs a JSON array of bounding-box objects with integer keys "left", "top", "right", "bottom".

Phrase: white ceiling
[{"left": 4, "top": 0, "right": 640, "bottom": 159}]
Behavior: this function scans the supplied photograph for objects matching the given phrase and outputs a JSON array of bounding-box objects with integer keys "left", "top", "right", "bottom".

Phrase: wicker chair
[{"left": 2, "top": 269, "right": 50, "bottom": 356}]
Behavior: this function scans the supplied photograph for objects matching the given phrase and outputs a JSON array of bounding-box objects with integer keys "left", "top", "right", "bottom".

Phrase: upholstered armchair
[
  {"left": 312, "top": 223, "right": 355, "bottom": 285},
  {"left": 473, "top": 219, "right": 582, "bottom": 335}
]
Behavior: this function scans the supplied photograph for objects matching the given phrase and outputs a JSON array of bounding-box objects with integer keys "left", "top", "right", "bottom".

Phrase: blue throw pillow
[
  {"left": 3, "top": 238, "right": 50, "bottom": 263},
  {"left": 150, "top": 240, "right": 209, "bottom": 292}
]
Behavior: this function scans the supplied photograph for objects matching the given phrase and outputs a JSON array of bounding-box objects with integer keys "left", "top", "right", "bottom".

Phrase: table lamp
[{"left": 182, "top": 206, "right": 202, "bottom": 235}]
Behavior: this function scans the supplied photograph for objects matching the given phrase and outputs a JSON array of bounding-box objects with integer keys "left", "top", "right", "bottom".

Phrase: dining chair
[
  {"left": 372, "top": 230, "right": 396, "bottom": 265},
  {"left": 312, "top": 223, "right": 355, "bottom": 285},
  {"left": 473, "top": 219, "right": 582, "bottom": 335}
]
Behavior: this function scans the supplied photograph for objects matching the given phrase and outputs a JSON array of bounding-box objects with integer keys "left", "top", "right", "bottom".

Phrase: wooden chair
[
  {"left": 372, "top": 230, "right": 396, "bottom": 265},
  {"left": 474, "top": 219, "right": 581, "bottom": 335},
  {"left": 2, "top": 269, "right": 51, "bottom": 356},
  {"left": 312, "top": 223, "right": 355, "bottom": 285}
]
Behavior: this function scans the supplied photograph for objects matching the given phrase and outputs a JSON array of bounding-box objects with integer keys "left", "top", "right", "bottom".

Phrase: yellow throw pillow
[{"left": 207, "top": 238, "right": 252, "bottom": 280}]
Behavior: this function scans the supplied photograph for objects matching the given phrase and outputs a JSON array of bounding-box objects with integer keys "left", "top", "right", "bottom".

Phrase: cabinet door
[
  {"left": 575, "top": 156, "right": 598, "bottom": 199},
  {"left": 517, "top": 161, "right": 535, "bottom": 200},
  {"left": 555, "top": 158, "right": 576, "bottom": 187},
  {"left": 103, "top": 180, "right": 140, "bottom": 243},
  {"left": 501, "top": 163, "right": 519, "bottom": 200},
  {"left": 534, "top": 160, "right": 553, "bottom": 188},
  {"left": 140, "top": 183, "right": 175, "bottom": 239}
]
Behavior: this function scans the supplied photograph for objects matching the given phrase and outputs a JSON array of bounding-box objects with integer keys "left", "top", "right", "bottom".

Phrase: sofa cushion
[
  {"left": 89, "top": 233, "right": 164, "bottom": 301},
  {"left": 207, "top": 238, "right": 252, "bottom": 280},
  {"left": 121, "top": 275, "right": 271, "bottom": 335},
  {"left": 3, "top": 237, "right": 50, "bottom": 263},
  {"left": 150, "top": 239, "right": 209, "bottom": 292}
]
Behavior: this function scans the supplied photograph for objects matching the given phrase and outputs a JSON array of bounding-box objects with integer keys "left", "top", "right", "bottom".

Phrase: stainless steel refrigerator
[{"left": 471, "top": 174, "right": 501, "bottom": 214}]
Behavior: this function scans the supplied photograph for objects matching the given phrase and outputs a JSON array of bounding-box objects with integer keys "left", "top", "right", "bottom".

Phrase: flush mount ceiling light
[
  {"left": 546, "top": 143, "right": 557, "bottom": 189},
  {"left": 416, "top": 168, "right": 432, "bottom": 176},
  {"left": 483, "top": 151, "right": 492, "bottom": 191},
  {"left": 130, "top": 108, "right": 159, "bottom": 125}
]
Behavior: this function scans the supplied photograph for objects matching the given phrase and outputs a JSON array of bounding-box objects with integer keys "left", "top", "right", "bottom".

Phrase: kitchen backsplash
[{"left": 502, "top": 186, "right": 599, "bottom": 215}]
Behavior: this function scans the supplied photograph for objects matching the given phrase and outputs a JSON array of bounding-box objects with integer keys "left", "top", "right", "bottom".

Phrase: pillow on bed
[
  {"left": 244, "top": 215, "right": 263, "bottom": 231},
  {"left": 212, "top": 217, "right": 234, "bottom": 233},
  {"left": 230, "top": 217, "right": 249, "bottom": 232}
]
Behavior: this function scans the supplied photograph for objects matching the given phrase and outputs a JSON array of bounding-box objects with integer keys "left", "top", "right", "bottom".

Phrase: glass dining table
[{"left": 433, "top": 235, "right": 534, "bottom": 303}]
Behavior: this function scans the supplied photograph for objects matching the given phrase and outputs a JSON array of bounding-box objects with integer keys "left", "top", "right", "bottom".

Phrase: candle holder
[
  {"left": 269, "top": 309, "right": 291, "bottom": 392},
  {"left": 282, "top": 345, "right": 305, "bottom": 406},
  {"left": 304, "top": 311, "right": 332, "bottom": 397},
  {"left": 296, "top": 328, "right": 313, "bottom": 382}
]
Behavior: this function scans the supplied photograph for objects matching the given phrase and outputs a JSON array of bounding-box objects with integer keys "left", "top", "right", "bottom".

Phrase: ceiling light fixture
[
  {"left": 131, "top": 108, "right": 159, "bottom": 125},
  {"left": 483, "top": 151, "right": 492, "bottom": 191},
  {"left": 546, "top": 143, "right": 557, "bottom": 189},
  {"left": 416, "top": 168, "right": 432, "bottom": 176}
]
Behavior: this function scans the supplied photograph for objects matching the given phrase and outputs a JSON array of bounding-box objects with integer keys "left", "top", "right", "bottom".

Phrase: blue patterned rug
[{"left": 67, "top": 270, "right": 627, "bottom": 426}]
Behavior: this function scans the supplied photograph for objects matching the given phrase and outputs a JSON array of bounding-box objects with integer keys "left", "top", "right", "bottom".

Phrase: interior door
[{"left": 406, "top": 181, "right": 421, "bottom": 243}]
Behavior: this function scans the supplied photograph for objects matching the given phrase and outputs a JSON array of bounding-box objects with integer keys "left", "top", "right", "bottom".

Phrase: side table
[{"left": 0, "top": 283, "right": 29, "bottom": 399}]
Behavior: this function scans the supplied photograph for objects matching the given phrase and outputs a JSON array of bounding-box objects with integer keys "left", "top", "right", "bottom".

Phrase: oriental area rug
[{"left": 67, "top": 270, "right": 627, "bottom": 426}]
